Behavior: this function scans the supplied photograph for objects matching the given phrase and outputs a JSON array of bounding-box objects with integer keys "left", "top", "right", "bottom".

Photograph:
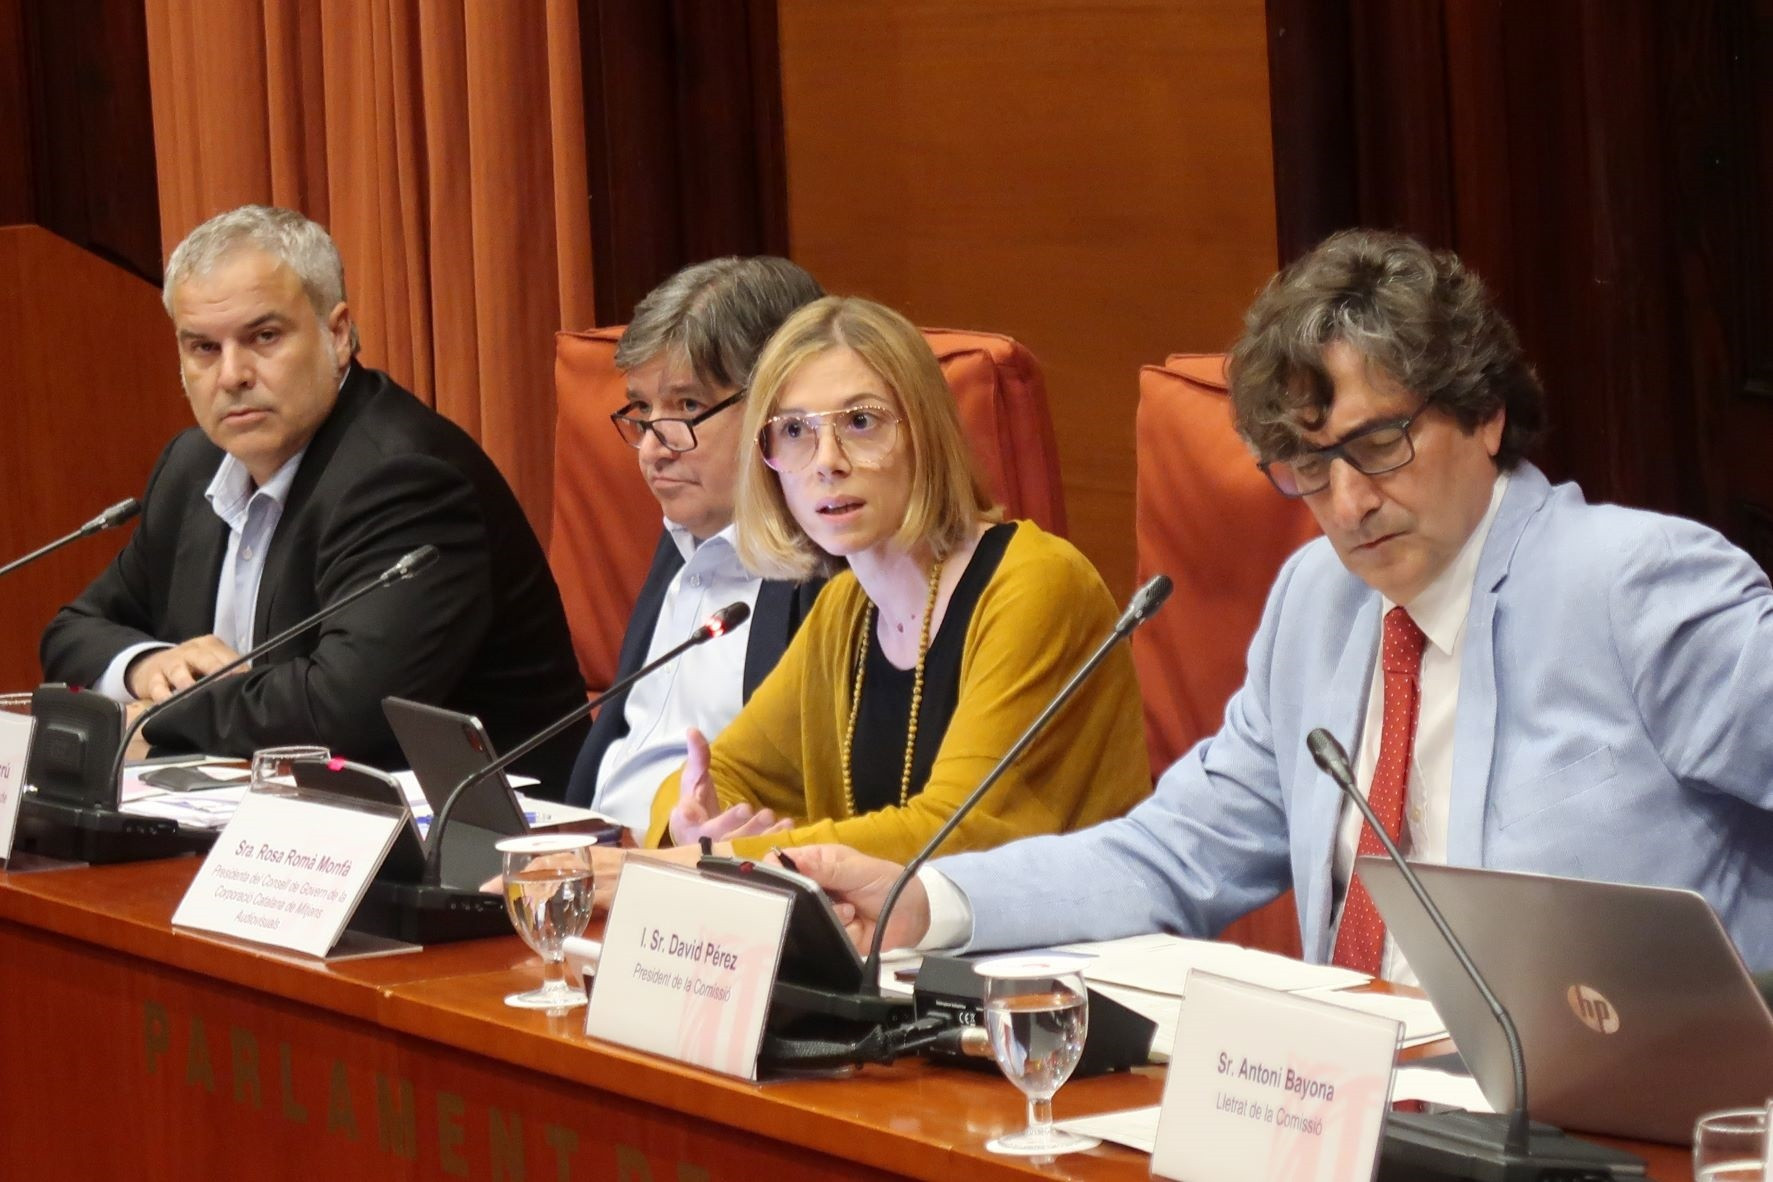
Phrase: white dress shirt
[
  {"left": 94, "top": 448, "right": 307, "bottom": 700},
  {"left": 921, "top": 472, "right": 1511, "bottom": 969},
  {"left": 591, "top": 519, "right": 763, "bottom": 831}
]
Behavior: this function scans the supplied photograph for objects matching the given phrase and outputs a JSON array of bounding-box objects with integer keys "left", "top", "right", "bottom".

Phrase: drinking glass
[
  {"left": 976, "top": 953, "right": 1100, "bottom": 1157},
  {"left": 498, "top": 834, "right": 596, "bottom": 1011},
  {"left": 1694, "top": 1107, "right": 1769, "bottom": 1181},
  {"left": 251, "top": 746, "right": 330, "bottom": 793}
]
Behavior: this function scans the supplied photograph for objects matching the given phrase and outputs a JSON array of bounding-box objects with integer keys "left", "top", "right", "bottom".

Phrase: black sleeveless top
[{"left": 848, "top": 522, "right": 1017, "bottom": 815}]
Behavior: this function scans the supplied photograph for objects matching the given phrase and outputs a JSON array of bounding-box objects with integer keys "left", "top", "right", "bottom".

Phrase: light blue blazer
[{"left": 939, "top": 464, "right": 1773, "bottom": 968}]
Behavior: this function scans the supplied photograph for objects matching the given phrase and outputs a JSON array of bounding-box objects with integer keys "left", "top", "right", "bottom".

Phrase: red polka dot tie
[{"left": 1331, "top": 606, "right": 1428, "bottom": 977}]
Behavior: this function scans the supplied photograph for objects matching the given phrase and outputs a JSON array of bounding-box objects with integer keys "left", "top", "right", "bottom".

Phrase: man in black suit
[
  {"left": 41, "top": 205, "right": 589, "bottom": 790},
  {"left": 561, "top": 258, "right": 824, "bottom": 830}
]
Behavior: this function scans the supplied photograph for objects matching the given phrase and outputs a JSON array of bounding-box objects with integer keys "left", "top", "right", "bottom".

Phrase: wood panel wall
[
  {"left": 0, "top": 226, "right": 188, "bottom": 692},
  {"left": 775, "top": 0, "right": 1280, "bottom": 595}
]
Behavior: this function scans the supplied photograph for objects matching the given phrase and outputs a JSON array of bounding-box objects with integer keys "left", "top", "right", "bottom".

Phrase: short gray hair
[
  {"left": 163, "top": 204, "right": 359, "bottom": 354},
  {"left": 616, "top": 256, "right": 824, "bottom": 389}
]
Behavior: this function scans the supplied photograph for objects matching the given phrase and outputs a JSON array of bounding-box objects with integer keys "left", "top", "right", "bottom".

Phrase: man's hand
[
  {"left": 781, "top": 844, "right": 929, "bottom": 955},
  {"left": 666, "top": 727, "right": 792, "bottom": 846},
  {"left": 125, "top": 635, "right": 243, "bottom": 702},
  {"left": 123, "top": 701, "right": 151, "bottom": 761}
]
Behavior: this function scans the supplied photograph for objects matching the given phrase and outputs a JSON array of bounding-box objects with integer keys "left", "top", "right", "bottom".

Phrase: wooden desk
[{"left": 0, "top": 859, "right": 1692, "bottom": 1180}]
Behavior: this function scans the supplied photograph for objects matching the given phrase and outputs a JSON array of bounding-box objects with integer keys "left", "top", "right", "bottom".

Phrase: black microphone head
[
  {"left": 1131, "top": 573, "right": 1173, "bottom": 620},
  {"left": 699, "top": 601, "right": 751, "bottom": 640},
  {"left": 1306, "top": 728, "right": 1354, "bottom": 784},
  {"left": 99, "top": 497, "right": 141, "bottom": 528},
  {"left": 82, "top": 497, "right": 142, "bottom": 535},
  {"left": 386, "top": 544, "right": 440, "bottom": 582},
  {"left": 1116, "top": 572, "right": 1175, "bottom": 631}
]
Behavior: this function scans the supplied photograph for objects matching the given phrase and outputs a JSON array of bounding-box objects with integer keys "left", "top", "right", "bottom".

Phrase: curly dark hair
[{"left": 1227, "top": 229, "right": 1545, "bottom": 468}]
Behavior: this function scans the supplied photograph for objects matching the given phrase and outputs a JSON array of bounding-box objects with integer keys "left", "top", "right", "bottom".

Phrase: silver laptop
[{"left": 1359, "top": 857, "right": 1773, "bottom": 1144}]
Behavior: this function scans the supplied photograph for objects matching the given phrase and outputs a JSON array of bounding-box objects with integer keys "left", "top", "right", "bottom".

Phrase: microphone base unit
[
  {"left": 1379, "top": 1111, "right": 1646, "bottom": 1181},
  {"left": 15, "top": 795, "right": 215, "bottom": 865},
  {"left": 346, "top": 879, "right": 513, "bottom": 946},
  {"left": 913, "top": 954, "right": 1155, "bottom": 1077}
]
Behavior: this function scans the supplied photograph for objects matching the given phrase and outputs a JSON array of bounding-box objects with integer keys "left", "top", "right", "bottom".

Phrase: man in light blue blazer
[{"left": 794, "top": 229, "right": 1773, "bottom": 974}]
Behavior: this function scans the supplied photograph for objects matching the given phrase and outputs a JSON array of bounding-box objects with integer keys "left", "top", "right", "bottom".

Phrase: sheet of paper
[
  {"left": 1390, "top": 1065, "right": 1494, "bottom": 1113},
  {"left": 122, "top": 785, "right": 251, "bottom": 830},
  {"left": 1294, "top": 986, "right": 1447, "bottom": 1047},
  {"left": 1057, "top": 933, "right": 1370, "bottom": 997},
  {"left": 1058, "top": 1105, "right": 1161, "bottom": 1154},
  {"left": 878, "top": 948, "right": 920, "bottom": 999}
]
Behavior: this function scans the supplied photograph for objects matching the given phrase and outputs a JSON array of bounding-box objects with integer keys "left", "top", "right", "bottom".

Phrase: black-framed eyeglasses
[
  {"left": 609, "top": 390, "right": 745, "bottom": 453},
  {"left": 1259, "top": 404, "right": 1431, "bottom": 497}
]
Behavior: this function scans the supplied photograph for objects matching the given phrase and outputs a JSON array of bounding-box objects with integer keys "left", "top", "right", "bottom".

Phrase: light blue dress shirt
[{"left": 95, "top": 448, "right": 307, "bottom": 700}]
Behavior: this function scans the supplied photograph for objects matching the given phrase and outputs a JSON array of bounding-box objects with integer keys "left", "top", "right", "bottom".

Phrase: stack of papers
[
  {"left": 118, "top": 760, "right": 603, "bottom": 835},
  {"left": 1039, "top": 933, "right": 1447, "bottom": 1063}
]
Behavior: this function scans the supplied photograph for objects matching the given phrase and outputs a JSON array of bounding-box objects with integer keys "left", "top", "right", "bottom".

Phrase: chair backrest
[
  {"left": 1131, "top": 353, "right": 1319, "bottom": 773},
  {"left": 1132, "top": 354, "right": 1319, "bottom": 958},
  {"left": 549, "top": 325, "right": 1068, "bottom": 690}
]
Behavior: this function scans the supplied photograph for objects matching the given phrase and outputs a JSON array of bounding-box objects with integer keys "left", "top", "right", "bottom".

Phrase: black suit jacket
[
  {"left": 563, "top": 532, "right": 822, "bottom": 808},
  {"left": 40, "top": 365, "right": 590, "bottom": 792}
]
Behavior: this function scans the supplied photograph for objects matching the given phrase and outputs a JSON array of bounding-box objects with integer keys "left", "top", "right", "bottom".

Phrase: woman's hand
[{"left": 666, "top": 727, "right": 794, "bottom": 846}]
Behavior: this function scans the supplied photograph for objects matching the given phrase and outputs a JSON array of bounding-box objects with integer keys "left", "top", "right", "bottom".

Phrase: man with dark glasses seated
[{"left": 560, "top": 258, "right": 826, "bottom": 834}]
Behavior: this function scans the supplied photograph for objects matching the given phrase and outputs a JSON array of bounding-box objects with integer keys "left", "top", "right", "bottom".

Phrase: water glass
[
  {"left": 976, "top": 953, "right": 1100, "bottom": 1157},
  {"left": 251, "top": 745, "right": 330, "bottom": 793},
  {"left": 498, "top": 834, "right": 596, "bottom": 1011},
  {"left": 1694, "top": 1107, "right": 1769, "bottom": 1181}
]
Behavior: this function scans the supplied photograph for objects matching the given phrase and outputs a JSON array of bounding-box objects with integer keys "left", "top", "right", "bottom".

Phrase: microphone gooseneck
[
  {"left": 859, "top": 573, "right": 1174, "bottom": 991},
  {"left": 1, "top": 496, "right": 144, "bottom": 579},
  {"left": 109, "top": 545, "right": 443, "bottom": 794},
  {"left": 1306, "top": 727, "right": 1532, "bottom": 1157},
  {"left": 418, "top": 601, "right": 752, "bottom": 886}
]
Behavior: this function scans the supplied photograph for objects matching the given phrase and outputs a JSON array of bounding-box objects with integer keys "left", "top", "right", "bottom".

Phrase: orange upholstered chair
[
  {"left": 1131, "top": 353, "right": 1319, "bottom": 956},
  {"left": 548, "top": 325, "right": 1067, "bottom": 691}
]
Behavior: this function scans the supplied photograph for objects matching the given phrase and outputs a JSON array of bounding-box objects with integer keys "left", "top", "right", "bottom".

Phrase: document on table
[
  {"left": 1058, "top": 932, "right": 1370, "bottom": 997},
  {"left": 1294, "top": 985, "right": 1448, "bottom": 1047},
  {"left": 118, "top": 762, "right": 606, "bottom": 836},
  {"left": 1040, "top": 934, "right": 1440, "bottom": 1064}
]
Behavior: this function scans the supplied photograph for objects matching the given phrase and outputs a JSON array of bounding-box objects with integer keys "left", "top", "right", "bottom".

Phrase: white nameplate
[
  {"left": 172, "top": 789, "right": 404, "bottom": 958},
  {"left": 0, "top": 711, "right": 32, "bottom": 861},
  {"left": 586, "top": 860, "right": 790, "bottom": 1080},
  {"left": 1152, "top": 971, "right": 1401, "bottom": 1182}
]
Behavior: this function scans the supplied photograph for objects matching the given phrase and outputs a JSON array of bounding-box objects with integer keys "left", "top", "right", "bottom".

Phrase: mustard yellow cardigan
[{"left": 646, "top": 522, "right": 1152, "bottom": 862}]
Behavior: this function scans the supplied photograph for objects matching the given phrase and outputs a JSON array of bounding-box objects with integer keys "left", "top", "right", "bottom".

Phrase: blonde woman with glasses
[{"left": 641, "top": 295, "right": 1151, "bottom": 864}]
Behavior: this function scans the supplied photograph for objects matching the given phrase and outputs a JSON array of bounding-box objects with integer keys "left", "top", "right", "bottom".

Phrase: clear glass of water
[
  {"left": 976, "top": 953, "right": 1100, "bottom": 1157},
  {"left": 497, "top": 834, "right": 596, "bottom": 1012},
  {"left": 1694, "top": 1107, "right": 1769, "bottom": 1180},
  {"left": 250, "top": 745, "right": 330, "bottom": 793}
]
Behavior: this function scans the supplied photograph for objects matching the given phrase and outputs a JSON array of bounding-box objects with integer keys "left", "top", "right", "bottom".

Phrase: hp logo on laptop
[{"left": 1566, "top": 984, "right": 1620, "bottom": 1034}]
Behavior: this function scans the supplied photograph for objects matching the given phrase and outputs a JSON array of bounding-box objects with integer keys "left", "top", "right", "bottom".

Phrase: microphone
[
  {"left": 0, "top": 497, "right": 141, "bottom": 579},
  {"left": 1307, "top": 728, "right": 1636, "bottom": 1180},
  {"left": 107, "top": 545, "right": 442, "bottom": 792},
  {"left": 1115, "top": 572, "right": 1172, "bottom": 631},
  {"left": 860, "top": 572, "right": 1174, "bottom": 991},
  {"left": 418, "top": 600, "right": 751, "bottom": 887}
]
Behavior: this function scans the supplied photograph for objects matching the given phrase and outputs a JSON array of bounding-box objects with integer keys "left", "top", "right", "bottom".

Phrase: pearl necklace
[{"left": 840, "top": 557, "right": 944, "bottom": 817}]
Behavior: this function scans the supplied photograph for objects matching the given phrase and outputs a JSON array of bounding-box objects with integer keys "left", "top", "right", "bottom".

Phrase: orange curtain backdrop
[{"left": 142, "top": 0, "right": 595, "bottom": 534}]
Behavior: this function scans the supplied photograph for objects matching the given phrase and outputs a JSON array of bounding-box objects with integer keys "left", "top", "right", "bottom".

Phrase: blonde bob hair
[{"left": 735, "top": 296, "right": 999, "bottom": 580}]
